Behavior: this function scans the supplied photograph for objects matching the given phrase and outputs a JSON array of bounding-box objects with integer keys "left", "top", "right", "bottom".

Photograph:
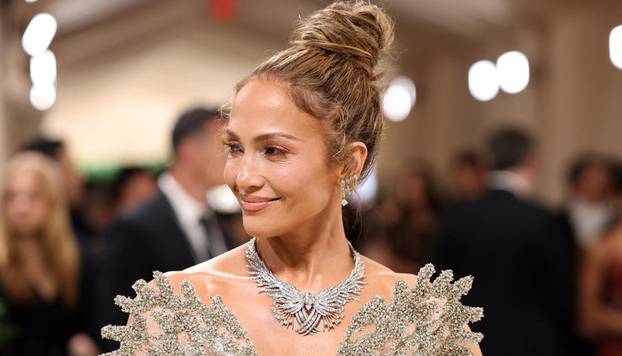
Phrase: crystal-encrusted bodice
[{"left": 101, "top": 264, "right": 483, "bottom": 355}]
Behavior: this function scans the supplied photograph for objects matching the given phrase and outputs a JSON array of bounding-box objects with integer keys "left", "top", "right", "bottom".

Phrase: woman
[
  {"left": 580, "top": 220, "right": 622, "bottom": 355},
  {"left": 0, "top": 152, "right": 96, "bottom": 355},
  {"left": 362, "top": 160, "right": 443, "bottom": 273},
  {"left": 102, "top": 2, "right": 483, "bottom": 355}
]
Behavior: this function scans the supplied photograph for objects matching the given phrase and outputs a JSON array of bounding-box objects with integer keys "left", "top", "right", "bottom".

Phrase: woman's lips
[{"left": 240, "top": 197, "right": 280, "bottom": 212}]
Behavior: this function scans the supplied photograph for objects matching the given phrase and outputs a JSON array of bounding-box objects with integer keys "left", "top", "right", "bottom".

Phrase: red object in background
[{"left": 208, "top": 0, "right": 238, "bottom": 23}]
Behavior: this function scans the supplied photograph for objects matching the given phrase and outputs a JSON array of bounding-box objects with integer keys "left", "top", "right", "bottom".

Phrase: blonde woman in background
[{"left": 0, "top": 152, "right": 97, "bottom": 356}]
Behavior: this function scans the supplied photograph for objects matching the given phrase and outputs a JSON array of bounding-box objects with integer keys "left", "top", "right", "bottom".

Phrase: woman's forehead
[
  {"left": 228, "top": 79, "right": 323, "bottom": 138},
  {"left": 6, "top": 171, "right": 38, "bottom": 190}
]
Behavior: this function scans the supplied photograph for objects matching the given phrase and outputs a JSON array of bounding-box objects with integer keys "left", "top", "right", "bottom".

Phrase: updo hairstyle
[{"left": 230, "top": 1, "right": 394, "bottom": 181}]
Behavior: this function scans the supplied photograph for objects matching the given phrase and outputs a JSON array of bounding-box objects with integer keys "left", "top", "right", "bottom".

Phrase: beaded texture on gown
[{"left": 101, "top": 264, "right": 483, "bottom": 356}]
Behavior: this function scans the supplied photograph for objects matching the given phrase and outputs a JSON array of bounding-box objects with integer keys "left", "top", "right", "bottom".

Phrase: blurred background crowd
[{"left": 2, "top": 0, "right": 622, "bottom": 355}]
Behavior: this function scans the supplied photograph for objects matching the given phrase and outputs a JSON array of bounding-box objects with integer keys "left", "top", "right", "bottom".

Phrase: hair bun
[{"left": 291, "top": 1, "right": 394, "bottom": 79}]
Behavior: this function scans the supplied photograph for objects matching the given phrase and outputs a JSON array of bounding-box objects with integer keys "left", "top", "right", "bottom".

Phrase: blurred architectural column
[
  {"left": 0, "top": 1, "right": 43, "bottom": 164},
  {"left": 538, "top": 2, "right": 622, "bottom": 204},
  {"left": 379, "top": 51, "right": 480, "bottom": 186}
]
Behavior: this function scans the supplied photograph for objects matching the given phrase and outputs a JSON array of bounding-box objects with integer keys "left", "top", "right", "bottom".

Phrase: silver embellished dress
[{"left": 101, "top": 264, "right": 483, "bottom": 355}]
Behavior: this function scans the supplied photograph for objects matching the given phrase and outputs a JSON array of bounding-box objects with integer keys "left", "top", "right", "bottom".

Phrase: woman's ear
[{"left": 341, "top": 142, "right": 368, "bottom": 178}]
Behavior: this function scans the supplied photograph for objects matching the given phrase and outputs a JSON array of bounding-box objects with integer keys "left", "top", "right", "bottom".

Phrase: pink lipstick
[{"left": 240, "top": 196, "right": 280, "bottom": 212}]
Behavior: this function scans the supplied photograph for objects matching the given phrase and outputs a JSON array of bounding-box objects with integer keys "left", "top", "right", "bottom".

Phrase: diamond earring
[{"left": 340, "top": 175, "right": 358, "bottom": 207}]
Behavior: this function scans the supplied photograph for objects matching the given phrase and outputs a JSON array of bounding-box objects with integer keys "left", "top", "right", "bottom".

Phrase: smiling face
[{"left": 224, "top": 79, "right": 343, "bottom": 238}]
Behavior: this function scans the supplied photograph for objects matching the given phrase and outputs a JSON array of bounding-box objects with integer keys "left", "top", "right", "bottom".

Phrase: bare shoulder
[
  {"left": 360, "top": 255, "right": 417, "bottom": 297},
  {"left": 149, "top": 244, "right": 251, "bottom": 302},
  {"left": 585, "top": 232, "right": 616, "bottom": 268},
  {"left": 586, "top": 238, "right": 606, "bottom": 262}
]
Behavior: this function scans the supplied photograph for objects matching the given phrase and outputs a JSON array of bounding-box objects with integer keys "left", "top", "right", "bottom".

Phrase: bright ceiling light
[
  {"left": 496, "top": 51, "right": 530, "bottom": 94},
  {"left": 29, "top": 83, "right": 56, "bottom": 111},
  {"left": 610, "top": 25, "right": 622, "bottom": 70},
  {"left": 22, "top": 13, "right": 57, "bottom": 56},
  {"left": 30, "top": 50, "right": 56, "bottom": 85},
  {"left": 382, "top": 76, "right": 416, "bottom": 122},
  {"left": 468, "top": 60, "right": 499, "bottom": 102}
]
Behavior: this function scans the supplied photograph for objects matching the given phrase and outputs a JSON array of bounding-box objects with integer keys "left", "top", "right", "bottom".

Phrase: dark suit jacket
[
  {"left": 436, "top": 189, "right": 578, "bottom": 356},
  {"left": 97, "top": 189, "right": 235, "bottom": 351}
]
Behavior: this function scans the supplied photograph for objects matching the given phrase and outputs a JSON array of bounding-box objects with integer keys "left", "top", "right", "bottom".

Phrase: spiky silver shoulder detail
[
  {"left": 338, "top": 263, "right": 484, "bottom": 356},
  {"left": 100, "top": 271, "right": 258, "bottom": 356}
]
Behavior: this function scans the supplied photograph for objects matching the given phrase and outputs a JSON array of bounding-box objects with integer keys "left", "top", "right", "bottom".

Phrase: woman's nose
[
  {"left": 235, "top": 155, "right": 264, "bottom": 194},
  {"left": 14, "top": 194, "right": 32, "bottom": 210}
]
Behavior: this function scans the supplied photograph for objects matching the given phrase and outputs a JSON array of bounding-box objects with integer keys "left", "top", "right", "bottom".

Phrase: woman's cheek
[{"left": 223, "top": 161, "right": 239, "bottom": 191}]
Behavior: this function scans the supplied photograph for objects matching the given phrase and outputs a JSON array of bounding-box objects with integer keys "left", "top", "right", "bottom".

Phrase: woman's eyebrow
[
  {"left": 225, "top": 129, "right": 301, "bottom": 142},
  {"left": 224, "top": 129, "right": 240, "bottom": 139},
  {"left": 254, "top": 132, "right": 301, "bottom": 142}
]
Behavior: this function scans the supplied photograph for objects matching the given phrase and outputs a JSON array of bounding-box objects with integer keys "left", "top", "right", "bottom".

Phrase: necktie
[{"left": 199, "top": 214, "right": 227, "bottom": 259}]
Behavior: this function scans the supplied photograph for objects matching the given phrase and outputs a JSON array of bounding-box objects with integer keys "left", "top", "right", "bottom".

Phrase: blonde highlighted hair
[
  {"left": 0, "top": 152, "right": 80, "bottom": 306},
  {"left": 225, "top": 1, "right": 394, "bottom": 181}
]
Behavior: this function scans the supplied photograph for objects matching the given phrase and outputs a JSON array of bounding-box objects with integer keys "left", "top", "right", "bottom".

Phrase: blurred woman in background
[
  {"left": 580, "top": 163, "right": 622, "bottom": 355},
  {"left": 360, "top": 159, "right": 442, "bottom": 273},
  {"left": 580, "top": 220, "right": 622, "bottom": 356},
  {"left": 0, "top": 152, "right": 95, "bottom": 356}
]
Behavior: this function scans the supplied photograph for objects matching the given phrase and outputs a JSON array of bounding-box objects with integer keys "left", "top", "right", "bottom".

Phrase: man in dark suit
[
  {"left": 437, "top": 128, "right": 578, "bottom": 356},
  {"left": 98, "top": 107, "right": 237, "bottom": 351}
]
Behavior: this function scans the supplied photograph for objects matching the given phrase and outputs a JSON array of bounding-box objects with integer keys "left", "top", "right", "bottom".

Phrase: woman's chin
[
  {"left": 242, "top": 217, "right": 286, "bottom": 239},
  {"left": 10, "top": 224, "right": 39, "bottom": 237}
]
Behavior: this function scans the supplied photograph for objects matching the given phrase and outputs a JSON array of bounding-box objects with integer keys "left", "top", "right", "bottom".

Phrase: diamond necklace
[{"left": 245, "top": 237, "right": 366, "bottom": 336}]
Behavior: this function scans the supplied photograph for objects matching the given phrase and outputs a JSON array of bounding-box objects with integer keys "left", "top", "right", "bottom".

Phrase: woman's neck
[
  {"left": 13, "top": 235, "right": 59, "bottom": 301},
  {"left": 15, "top": 234, "right": 39, "bottom": 247},
  {"left": 254, "top": 206, "right": 354, "bottom": 291}
]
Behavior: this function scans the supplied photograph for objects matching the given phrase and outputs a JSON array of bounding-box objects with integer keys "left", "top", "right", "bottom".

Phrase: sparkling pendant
[
  {"left": 246, "top": 237, "right": 365, "bottom": 335},
  {"left": 341, "top": 198, "right": 348, "bottom": 206}
]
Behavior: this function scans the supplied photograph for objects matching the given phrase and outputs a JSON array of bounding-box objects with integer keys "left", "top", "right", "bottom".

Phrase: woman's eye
[
  {"left": 262, "top": 146, "right": 286, "bottom": 157},
  {"left": 224, "top": 143, "right": 243, "bottom": 156}
]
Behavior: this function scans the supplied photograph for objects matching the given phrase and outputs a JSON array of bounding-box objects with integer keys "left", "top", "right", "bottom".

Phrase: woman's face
[
  {"left": 224, "top": 79, "right": 341, "bottom": 238},
  {"left": 3, "top": 170, "right": 49, "bottom": 237}
]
